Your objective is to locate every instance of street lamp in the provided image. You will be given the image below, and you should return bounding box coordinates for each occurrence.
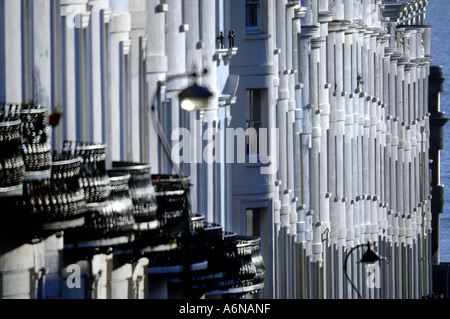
[179,82,214,112]
[150,68,214,183]
[343,242,381,299]
[150,68,213,299]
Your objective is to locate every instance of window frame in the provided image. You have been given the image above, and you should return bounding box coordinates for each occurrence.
[245,0,262,35]
[246,88,269,165]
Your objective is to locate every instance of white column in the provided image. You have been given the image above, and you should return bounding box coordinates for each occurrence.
[318,10,332,245]
[30,0,52,108]
[300,26,318,258]
[0,0,22,103]
[88,0,111,144]
[362,0,372,26]
[335,25,347,250]
[310,35,325,261]
[129,0,147,162]
[293,6,307,245]
[301,0,318,26]
[327,22,338,248]
[145,0,168,172]
[397,55,409,299]
[344,0,354,22]
[397,56,407,246]
[287,1,297,236]
[276,0,290,230]
[369,31,378,244]
[76,1,93,137]
[404,63,413,247]
[382,44,394,245]
[165,0,186,174]
[362,29,371,246]
[388,52,399,245]
[344,22,357,299]
[109,12,131,163]
[43,234,64,299]
[200,0,218,223]
[318,9,332,299]
[344,24,356,249]
[60,1,89,141]
[310,35,325,299]
[357,26,367,247]
[352,27,362,247]
[183,0,200,214]
[335,0,344,20]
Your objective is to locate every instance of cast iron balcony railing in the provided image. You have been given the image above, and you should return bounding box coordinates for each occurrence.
[0,104,25,192]
[20,104,52,174]
[111,161,158,229]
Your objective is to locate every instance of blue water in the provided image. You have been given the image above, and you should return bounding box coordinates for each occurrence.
[427,0,450,262]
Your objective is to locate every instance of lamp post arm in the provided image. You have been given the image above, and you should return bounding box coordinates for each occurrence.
[148,69,209,190]
[148,71,206,190]
[149,89,187,188]
[150,69,209,114]
[343,243,369,299]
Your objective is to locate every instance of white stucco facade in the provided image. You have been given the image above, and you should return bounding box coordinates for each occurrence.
[0,0,441,299]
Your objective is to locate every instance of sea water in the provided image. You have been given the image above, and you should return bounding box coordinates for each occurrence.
[427,0,450,262]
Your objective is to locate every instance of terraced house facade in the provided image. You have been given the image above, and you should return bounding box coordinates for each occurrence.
[0,0,445,299]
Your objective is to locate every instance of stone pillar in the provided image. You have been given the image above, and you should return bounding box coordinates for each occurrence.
[111,255,147,299]
[318,10,332,246]
[362,28,371,246]
[335,23,347,250]
[344,0,354,21]
[129,0,147,162]
[344,24,356,250]
[183,0,200,214]
[362,0,372,26]
[422,55,433,296]
[43,234,64,299]
[352,27,362,248]
[59,0,89,142]
[327,21,338,248]
[374,33,386,251]
[301,0,318,26]
[344,22,357,299]
[397,55,408,247]
[276,0,290,231]
[0,0,22,103]
[405,61,413,244]
[310,35,325,266]
[164,0,186,174]
[0,241,46,299]
[294,6,307,245]
[109,11,131,164]
[355,24,366,249]
[30,0,52,108]
[335,0,344,20]
[200,0,218,223]
[383,46,393,244]
[327,21,340,299]
[318,8,332,299]
[396,53,409,299]
[88,0,111,144]
[145,0,168,170]
[311,35,326,299]
[300,25,319,259]
[389,52,400,247]
[286,1,297,235]
[368,30,379,244]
